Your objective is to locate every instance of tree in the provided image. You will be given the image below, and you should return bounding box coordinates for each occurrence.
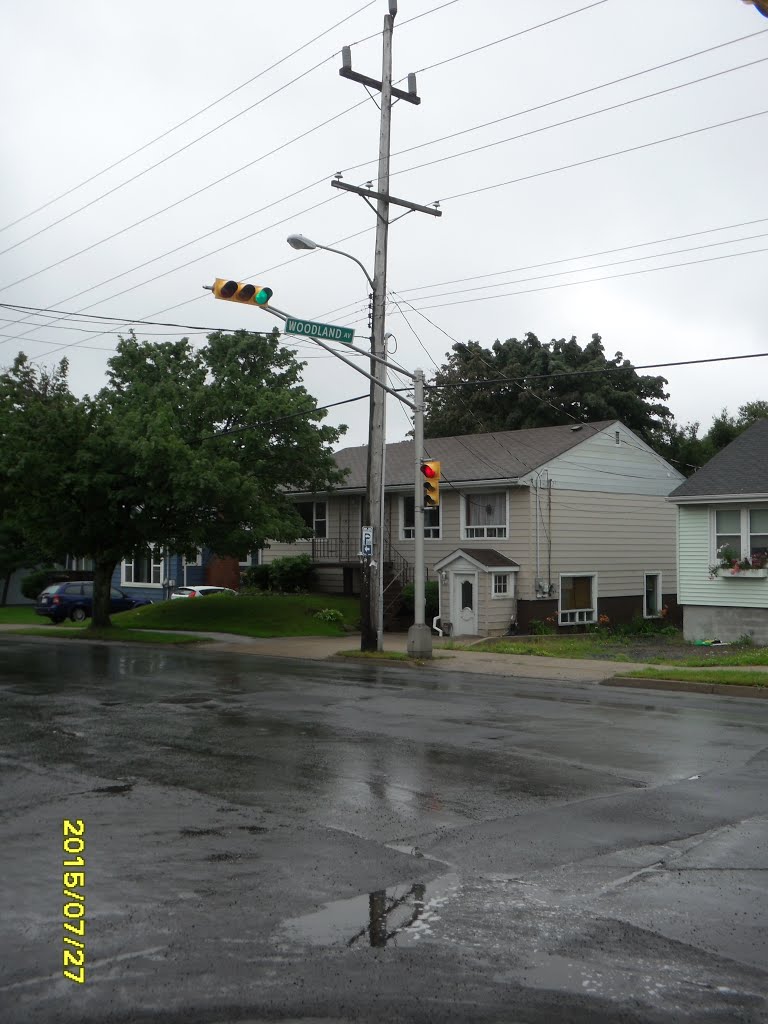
[423,333,673,445]
[0,330,345,627]
[657,401,768,475]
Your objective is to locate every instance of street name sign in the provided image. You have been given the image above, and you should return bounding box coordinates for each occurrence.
[285,317,355,346]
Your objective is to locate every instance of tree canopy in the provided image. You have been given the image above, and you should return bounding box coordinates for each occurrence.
[0,329,345,626]
[423,332,673,445]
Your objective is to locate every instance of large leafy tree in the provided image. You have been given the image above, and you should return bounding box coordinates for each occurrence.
[658,400,768,475]
[423,332,673,445]
[0,330,345,627]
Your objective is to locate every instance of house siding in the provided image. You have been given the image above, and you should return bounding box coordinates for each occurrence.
[547,489,678,602]
[678,505,768,609]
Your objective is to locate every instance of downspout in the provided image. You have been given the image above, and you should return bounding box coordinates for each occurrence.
[535,473,540,582]
[432,571,444,636]
[547,477,553,592]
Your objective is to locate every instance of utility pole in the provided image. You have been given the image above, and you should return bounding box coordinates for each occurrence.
[336,0,441,652]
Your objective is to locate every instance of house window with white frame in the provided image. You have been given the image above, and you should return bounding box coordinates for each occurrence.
[123,547,163,586]
[644,572,662,618]
[182,550,202,567]
[297,501,327,538]
[559,573,596,624]
[402,495,440,539]
[64,556,94,572]
[464,492,507,539]
[491,572,511,598]
[714,507,768,564]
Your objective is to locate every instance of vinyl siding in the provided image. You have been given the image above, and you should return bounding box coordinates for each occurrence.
[528,424,685,496]
[678,504,768,608]
[263,496,362,562]
[547,489,677,599]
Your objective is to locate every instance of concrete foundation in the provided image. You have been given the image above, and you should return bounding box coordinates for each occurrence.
[683,604,768,644]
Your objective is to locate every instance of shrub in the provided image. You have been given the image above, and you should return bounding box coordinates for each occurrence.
[239,556,315,593]
[313,608,344,624]
[21,566,64,601]
[240,564,272,591]
[399,580,439,622]
[529,618,556,635]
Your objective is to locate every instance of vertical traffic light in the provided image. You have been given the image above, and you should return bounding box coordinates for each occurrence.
[211,278,273,306]
[420,460,441,507]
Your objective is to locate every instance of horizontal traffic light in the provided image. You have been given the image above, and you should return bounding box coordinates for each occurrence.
[212,278,273,306]
[421,459,441,507]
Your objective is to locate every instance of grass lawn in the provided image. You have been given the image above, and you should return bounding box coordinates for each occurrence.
[116,593,360,637]
[439,635,640,660]
[0,607,44,625]
[618,668,768,688]
[7,627,206,645]
[336,649,445,664]
[648,648,768,667]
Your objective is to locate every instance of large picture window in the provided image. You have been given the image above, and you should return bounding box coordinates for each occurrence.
[559,573,596,625]
[402,496,440,539]
[297,501,327,538]
[464,492,507,539]
[123,547,163,586]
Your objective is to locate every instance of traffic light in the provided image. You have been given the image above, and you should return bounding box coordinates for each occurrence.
[742,0,768,17]
[211,278,273,306]
[421,460,441,507]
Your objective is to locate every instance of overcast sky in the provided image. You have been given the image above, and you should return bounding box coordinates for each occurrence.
[1,0,766,449]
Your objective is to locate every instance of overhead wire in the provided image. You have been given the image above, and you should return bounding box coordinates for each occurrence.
[0,0,378,237]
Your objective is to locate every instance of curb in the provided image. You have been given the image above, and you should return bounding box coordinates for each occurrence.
[603,677,768,699]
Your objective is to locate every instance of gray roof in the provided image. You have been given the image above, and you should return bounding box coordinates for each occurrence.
[453,548,520,568]
[328,421,617,492]
[669,419,768,500]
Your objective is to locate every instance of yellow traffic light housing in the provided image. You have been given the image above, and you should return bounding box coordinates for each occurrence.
[212,278,273,306]
[421,459,441,507]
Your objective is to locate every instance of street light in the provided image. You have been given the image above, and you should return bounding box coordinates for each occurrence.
[286,232,384,652]
[287,233,374,288]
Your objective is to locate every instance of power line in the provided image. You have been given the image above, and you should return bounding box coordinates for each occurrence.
[394,242,768,313]
[388,56,768,183]
[441,108,768,204]
[0,1,377,238]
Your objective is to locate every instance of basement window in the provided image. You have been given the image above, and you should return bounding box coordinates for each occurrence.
[559,573,596,625]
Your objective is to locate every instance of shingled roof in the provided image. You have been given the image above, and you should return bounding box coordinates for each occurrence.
[326,421,617,492]
[669,419,768,501]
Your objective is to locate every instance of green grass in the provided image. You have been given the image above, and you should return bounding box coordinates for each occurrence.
[115,593,360,637]
[0,606,47,625]
[7,627,207,645]
[618,668,768,688]
[648,648,768,667]
[336,649,445,664]
[438,635,633,659]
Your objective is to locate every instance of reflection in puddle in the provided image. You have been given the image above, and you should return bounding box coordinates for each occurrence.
[281,872,459,948]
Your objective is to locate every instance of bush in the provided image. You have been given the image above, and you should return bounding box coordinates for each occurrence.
[240,564,272,591]
[313,608,344,624]
[241,555,315,593]
[21,566,64,601]
[400,580,439,622]
[529,618,556,635]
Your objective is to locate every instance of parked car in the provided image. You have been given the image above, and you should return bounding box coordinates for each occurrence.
[35,582,152,624]
[170,586,238,600]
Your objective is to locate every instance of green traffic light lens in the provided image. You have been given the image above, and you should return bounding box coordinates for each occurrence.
[255,287,273,305]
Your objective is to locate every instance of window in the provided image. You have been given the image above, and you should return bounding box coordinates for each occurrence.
[559,573,596,625]
[464,492,507,539]
[712,507,768,564]
[644,572,662,618]
[492,573,511,598]
[461,579,474,610]
[239,552,254,567]
[715,509,742,560]
[123,547,163,586]
[297,501,327,538]
[402,496,440,539]
[64,556,94,572]
[182,550,202,567]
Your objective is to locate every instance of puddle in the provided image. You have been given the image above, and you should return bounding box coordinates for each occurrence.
[280,872,459,948]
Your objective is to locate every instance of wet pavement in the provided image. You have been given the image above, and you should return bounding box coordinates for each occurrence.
[1,636,767,1023]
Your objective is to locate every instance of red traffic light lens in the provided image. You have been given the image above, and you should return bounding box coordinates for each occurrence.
[220,280,238,298]
[420,463,437,478]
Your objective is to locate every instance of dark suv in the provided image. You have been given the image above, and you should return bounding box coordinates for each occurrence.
[35,582,152,624]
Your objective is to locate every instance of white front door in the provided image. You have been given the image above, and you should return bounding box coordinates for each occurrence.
[451,572,478,636]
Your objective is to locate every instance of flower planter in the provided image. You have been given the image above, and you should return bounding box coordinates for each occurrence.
[717,568,768,578]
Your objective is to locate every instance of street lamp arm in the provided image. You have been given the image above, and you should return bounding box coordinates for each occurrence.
[315,243,374,290]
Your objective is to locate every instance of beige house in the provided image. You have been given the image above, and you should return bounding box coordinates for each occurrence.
[263,420,685,636]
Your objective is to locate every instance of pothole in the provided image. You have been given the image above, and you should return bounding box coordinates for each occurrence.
[280,872,459,948]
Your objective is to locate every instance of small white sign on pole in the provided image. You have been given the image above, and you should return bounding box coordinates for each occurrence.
[361,526,374,557]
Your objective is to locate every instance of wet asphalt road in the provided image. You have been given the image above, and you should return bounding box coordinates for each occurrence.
[2,638,768,1024]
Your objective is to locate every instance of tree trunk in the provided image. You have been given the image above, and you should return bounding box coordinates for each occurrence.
[92,561,117,629]
[1,573,9,607]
